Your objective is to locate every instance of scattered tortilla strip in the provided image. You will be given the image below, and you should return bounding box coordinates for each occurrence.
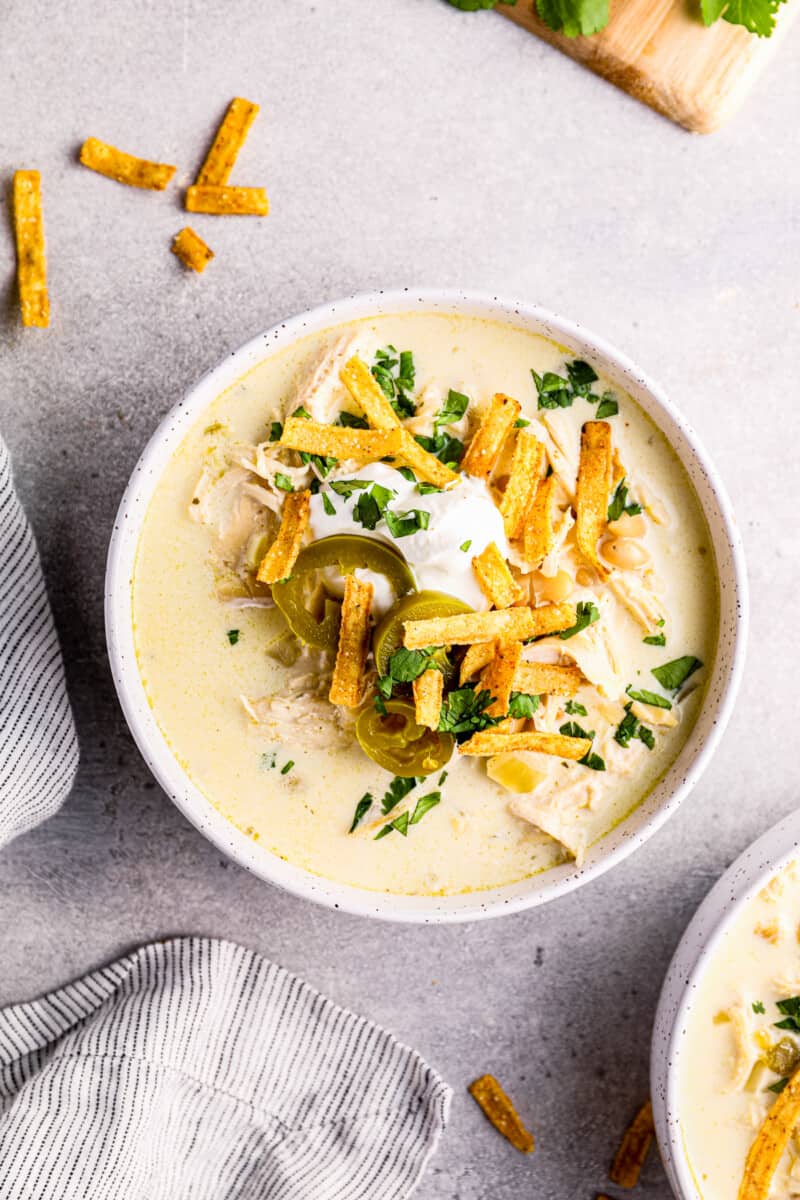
[329,575,373,707]
[171,226,214,273]
[609,1100,655,1189]
[279,417,401,462]
[403,603,576,650]
[459,729,591,759]
[185,185,269,215]
[737,1069,800,1200]
[196,96,260,186]
[468,1074,534,1154]
[340,356,400,430]
[256,490,310,585]
[459,642,496,684]
[395,429,460,489]
[523,475,556,567]
[513,662,585,697]
[461,393,521,480]
[482,641,523,717]
[575,421,612,580]
[79,137,176,189]
[413,668,443,729]
[499,430,545,539]
[12,171,49,328]
[472,542,519,609]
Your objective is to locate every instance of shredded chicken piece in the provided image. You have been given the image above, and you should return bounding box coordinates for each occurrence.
[608,571,665,635]
[511,776,602,866]
[554,597,625,700]
[722,1003,755,1093]
[404,382,444,436]
[288,333,368,424]
[540,411,578,499]
[240,693,355,749]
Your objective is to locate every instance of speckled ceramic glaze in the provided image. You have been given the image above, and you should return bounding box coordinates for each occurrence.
[105,290,748,923]
[651,811,800,1199]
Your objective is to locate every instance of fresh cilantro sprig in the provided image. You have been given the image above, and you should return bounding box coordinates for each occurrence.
[559,721,606,771]
[559,601,600,640]
[438,686,501,742]
[608,478,643,522]
[415,431,464,468]
[434,389,470,430]
[531,358,618,416]
[375,790,441,840]
[614,703,655,751]
[372,347,416,419]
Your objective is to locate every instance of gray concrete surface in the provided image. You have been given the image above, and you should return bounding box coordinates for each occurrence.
[1,1,799,1195]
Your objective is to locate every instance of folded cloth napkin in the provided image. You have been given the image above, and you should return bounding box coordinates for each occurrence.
[0,437,78,846]
[0,937,451,1199]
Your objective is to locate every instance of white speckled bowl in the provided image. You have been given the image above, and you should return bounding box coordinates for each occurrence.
[652,811,800,1199]
[105,289,747,923]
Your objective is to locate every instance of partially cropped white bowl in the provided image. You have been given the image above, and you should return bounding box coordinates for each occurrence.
[105,289,748,923]
[652,811,800,1199]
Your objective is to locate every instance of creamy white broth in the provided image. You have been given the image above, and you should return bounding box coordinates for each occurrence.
[133,311,717,896]
[680,864,800,1200]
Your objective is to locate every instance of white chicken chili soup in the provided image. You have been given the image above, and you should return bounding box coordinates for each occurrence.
[679,862,800,1200]
[133,312,717,896]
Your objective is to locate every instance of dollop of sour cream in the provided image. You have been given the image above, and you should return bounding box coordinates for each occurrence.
[308,463,508,617]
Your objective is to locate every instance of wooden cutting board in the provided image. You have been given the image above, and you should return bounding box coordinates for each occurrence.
[500,0,798,132]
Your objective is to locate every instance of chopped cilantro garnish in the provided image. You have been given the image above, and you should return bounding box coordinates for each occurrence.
[626,686,672,710]
[292,405,311,420]
[508,691,540,718]
[372,347,416,419]
[389,647,444,683]
[269,421,283,442]
[376,810,410,840]
[560,720,593,741]
[615,702,655,750]
[753,1000,766,1015]
[384,508,430,538]
[226,629,240,645]
[330,479,369,498]
[532,368,573,410]
[415,431,464,467]
[438,771,448,785]
[410,791,441,824]
[643,633,666,646]
[775,996,800,1032]
[595,393,619,419]
[558,601,600,640]
[565,700,587,716]
[349,794,373,833]
[608,478,643,522]
[768,1077,789,1094]
[274,473,294,493]
[438,686,501,741]
[338,411,369,429]
[353,491,382,530]
[565,359,598,394]
[397,466,417,482]
[380,775,420,815]
[652,656,702,692]
[459,540,472,552]
[434,389,470,429]
[514,417,531,428]
[322,492,336,517]
[417,481,441,495]
[280,760,294,775]
[580,751,606,771]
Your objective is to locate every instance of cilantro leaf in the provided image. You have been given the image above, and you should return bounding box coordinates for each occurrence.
[329,479,369,498]
[643,633,666,646]
[608,478,642,522]
[353,491,382,530]
[226,629,240,645]
[375,810,410,839]
[380,776,420,815]
[415,431,464,467]
[565,360,598,394]
[438,687,501,741]
[565,700,587,716]
[768,1077,789,1094]
[384,508,430,538]
[274,473,294,493]
[410,792,441,824]
[775,996,800,1032]
[560,721,594,741]
[753,1000,766,1015]
[387,646,444,683]
[532,368,573,410]
[701,0,786,35]
[558,601,600,640]
[372,347,417,419]
[322,492,336,516]
[535,0,609,36]
[595,392,619,419]
[560,721,605,770]
[337,411,370,429]
[626,686,672,710]
[349,793,373,833]
[652,656,702,692]
[508,691,540,719]
[269,421,283,442]
[434,389,470,429]
[446,0,516,8]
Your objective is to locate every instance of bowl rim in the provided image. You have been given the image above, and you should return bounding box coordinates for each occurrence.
[105,287,749,923]
[651,810,800,1199]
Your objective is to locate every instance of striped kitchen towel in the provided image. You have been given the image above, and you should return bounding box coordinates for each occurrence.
[0,436,78,847]
[0,937,451,1199]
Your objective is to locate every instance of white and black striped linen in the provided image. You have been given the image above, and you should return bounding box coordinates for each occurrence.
[0,937,451,1199]
[0,436,78,847]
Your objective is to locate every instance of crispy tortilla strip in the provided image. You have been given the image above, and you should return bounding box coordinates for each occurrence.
[472,542,519,609]
[513,662,585,698]
[256,490,310,585]
[404,603,576,650]
[340,355,400,430]
[499,430,545,539]
[482,641,522,717]
[459,642,496,684]
[79,137,176,189]
[468,1074,534,1154]
[459,729,591,759]
[171,226,214,273]
[609,1100,655,1189]
[737,1069,800,1200]
[461,393,521,480]
[12,171,49,328]
[196,96,260,186]
[329,575,373,707]
[395,429,460,489]
[523,475,556,567]
[575,421,612,580]
[279,417,401,462]
[413,668,443,729]
[185,185,269,215]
